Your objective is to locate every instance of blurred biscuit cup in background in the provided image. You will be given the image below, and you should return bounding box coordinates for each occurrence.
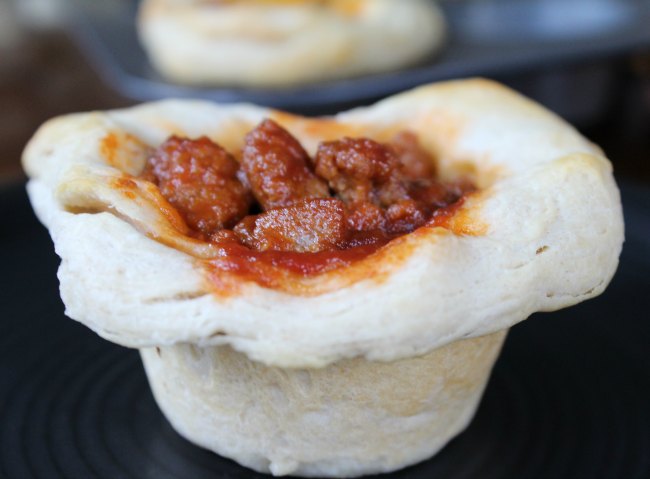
[137,0,446,86]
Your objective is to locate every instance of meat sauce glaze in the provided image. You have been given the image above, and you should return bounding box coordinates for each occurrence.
[141,119,474,283]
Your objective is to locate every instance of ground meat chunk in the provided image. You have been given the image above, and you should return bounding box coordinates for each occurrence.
[410,178,475,212]
[345,201,386,233]
[314,138,410,206]
[385,199,428,235]
[241,119,329,210]
[144,136,251,235]
[409,180,461,211]
[391,131,436,181]
[233,198,347,253]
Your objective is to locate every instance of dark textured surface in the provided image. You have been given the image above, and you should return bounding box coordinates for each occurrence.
[1,181,649,479]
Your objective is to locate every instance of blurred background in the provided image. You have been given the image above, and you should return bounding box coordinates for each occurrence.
[1,1,650,478]
[1,0,650,185]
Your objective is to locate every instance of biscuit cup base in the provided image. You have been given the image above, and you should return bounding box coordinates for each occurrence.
[140,330,507,477]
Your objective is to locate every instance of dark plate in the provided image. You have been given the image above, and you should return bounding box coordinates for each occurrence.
[1,180,649,479]
[65,0,650,113]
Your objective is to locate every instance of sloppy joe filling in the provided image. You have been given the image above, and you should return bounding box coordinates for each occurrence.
[141,119,474,282]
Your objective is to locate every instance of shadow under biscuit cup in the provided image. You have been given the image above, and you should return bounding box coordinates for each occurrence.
[22,80,623,477]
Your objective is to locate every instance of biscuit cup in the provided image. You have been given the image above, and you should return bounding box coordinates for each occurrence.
[23,80,623,477]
